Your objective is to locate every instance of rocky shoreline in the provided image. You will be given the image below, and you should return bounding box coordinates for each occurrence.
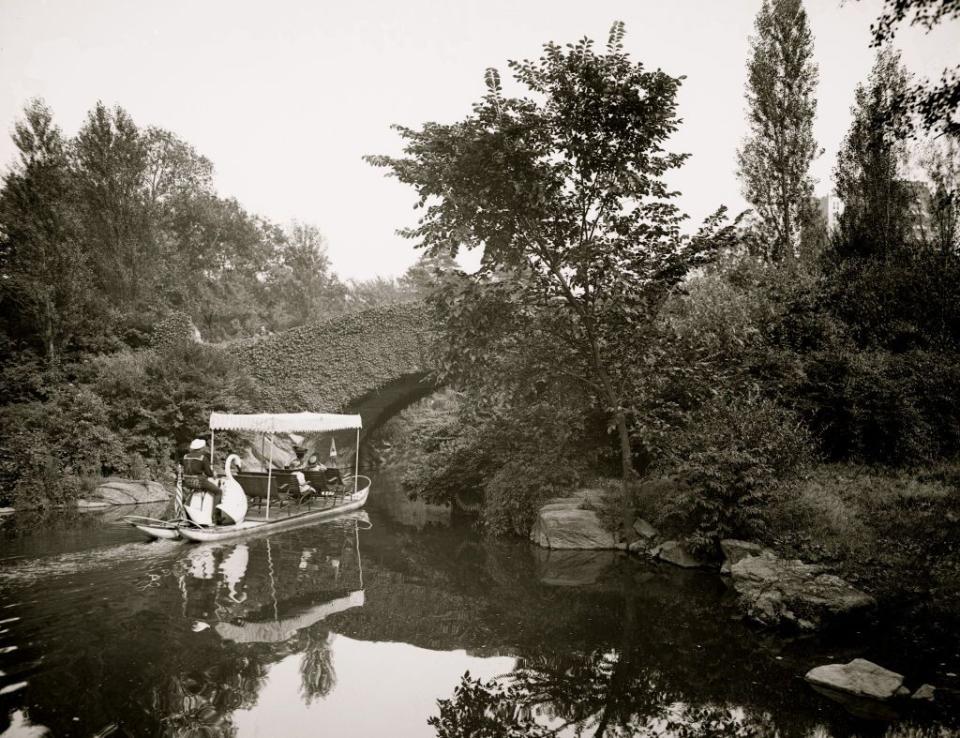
[528,488,952,714]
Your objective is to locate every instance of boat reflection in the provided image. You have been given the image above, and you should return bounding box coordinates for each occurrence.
[152,517,368,737]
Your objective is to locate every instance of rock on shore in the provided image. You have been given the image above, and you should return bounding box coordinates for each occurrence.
[720,539,771,574]
[529,490,618,550]
[655,540,710,568]
[730,555,875,630]
[85,478,170,506]
[805,659,905,700]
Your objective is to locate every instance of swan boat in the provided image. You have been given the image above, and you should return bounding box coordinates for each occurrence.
[126,411,370,542]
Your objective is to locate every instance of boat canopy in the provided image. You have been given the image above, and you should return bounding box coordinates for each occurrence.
[209,411,362,434]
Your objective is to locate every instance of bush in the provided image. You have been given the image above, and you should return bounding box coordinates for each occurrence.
[152,311,201,349]
[481,456,582,537]
[374,381,594,537]
[658,395,812,554]
[94,341,263,458]
[822,245,960,352]
[784,350,960,465]
[0,388,126,507]
[0,341,264,506]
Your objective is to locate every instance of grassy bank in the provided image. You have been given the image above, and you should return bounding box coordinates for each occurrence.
[765,463,960,621]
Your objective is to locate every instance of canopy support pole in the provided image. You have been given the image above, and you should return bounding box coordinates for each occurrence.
[266,433,274,520]
[210,429,216,471]
[354,428,359,495]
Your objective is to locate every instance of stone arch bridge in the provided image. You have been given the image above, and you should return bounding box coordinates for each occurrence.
[230,302,439,439]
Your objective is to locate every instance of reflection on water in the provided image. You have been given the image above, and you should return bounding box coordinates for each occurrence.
[0,476,958,738]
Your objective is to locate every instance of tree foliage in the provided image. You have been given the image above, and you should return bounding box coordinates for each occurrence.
[267,222,347,329]
[737,0,821,262]
[833,47,915,258]
[0,98,351,363]
[368,24,739,531]
[860,0,960,138]
[918,138,960,253]
[0,100,106,363]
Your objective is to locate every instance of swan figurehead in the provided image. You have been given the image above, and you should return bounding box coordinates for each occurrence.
[224,453,241,480]
[217,454,248,525]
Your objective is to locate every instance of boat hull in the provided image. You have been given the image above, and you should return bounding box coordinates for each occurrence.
[134,524,181,540]
[124,514,184,541]
[177,479,370,543]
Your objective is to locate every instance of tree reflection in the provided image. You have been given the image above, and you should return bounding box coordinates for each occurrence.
[300,631,337,704]
[430,670,787,738]
[152,655,268,737]
[430,576,785,738]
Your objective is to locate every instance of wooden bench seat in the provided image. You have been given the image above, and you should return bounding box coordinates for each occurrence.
[233,469,346,500]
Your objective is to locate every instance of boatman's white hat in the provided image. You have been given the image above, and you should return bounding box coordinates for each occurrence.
[189,438,206,450]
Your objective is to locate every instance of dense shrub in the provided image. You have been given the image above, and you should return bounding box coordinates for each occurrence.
[766,463,960,613]
[0,388,126,507]
[782,349,960,465]
[0,341,264,506]
[481,455,583,537]
[94,341,263,458]
[152,311,201,349]
[657,395,812,554]
[375,384,593,536]
[375,390,490,506]
[821,246,960,352]
[631,269,774,459]
[744,245,960,466]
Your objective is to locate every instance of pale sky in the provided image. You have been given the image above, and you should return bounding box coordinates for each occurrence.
[1,0,957,280]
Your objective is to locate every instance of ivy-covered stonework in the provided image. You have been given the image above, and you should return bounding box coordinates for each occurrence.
[231,302,436,412]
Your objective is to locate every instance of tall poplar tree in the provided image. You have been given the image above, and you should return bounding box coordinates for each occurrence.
[737,0,821,262]
[833,46,914,258]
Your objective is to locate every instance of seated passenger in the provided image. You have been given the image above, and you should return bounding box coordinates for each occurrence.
[292,470,315,499]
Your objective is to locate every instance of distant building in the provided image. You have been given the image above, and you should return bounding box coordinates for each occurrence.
[901,180,933,242]
[817,194,844,232]
[817,181,932,241]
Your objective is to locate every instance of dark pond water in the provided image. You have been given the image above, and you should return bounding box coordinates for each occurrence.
[1,473,959,737]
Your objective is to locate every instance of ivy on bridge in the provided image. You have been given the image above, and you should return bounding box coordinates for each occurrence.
[231,302,439,432]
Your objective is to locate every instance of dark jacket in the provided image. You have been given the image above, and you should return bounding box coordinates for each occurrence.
[183,450,214,478]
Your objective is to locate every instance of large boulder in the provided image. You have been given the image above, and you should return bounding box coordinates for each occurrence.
[656,540,710,569]
[805,659,905,701]
[87,478,170,506]
[730,555,875,630]
[530,491,617,550]
[719,539,772,575]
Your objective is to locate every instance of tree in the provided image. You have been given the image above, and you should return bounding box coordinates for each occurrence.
[344,276,410,309]
[267,221,346,327]
[0,99,105,363]
[398,251,459,298]
[833,47,915,257]
[860,0,960,138]
[918,137,960,253]
[737,0,821,262]
[367,23,737,532]
[72,102,152,310]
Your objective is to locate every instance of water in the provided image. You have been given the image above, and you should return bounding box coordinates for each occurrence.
[1,476,958,737]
